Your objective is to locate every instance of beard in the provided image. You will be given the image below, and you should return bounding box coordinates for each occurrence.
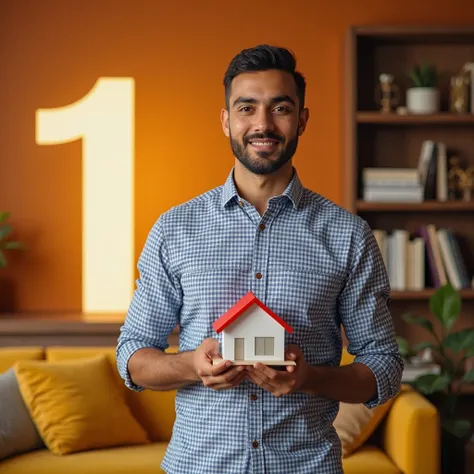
[230,130,299,176]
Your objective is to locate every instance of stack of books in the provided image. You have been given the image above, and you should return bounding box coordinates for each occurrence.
[362,140,447,203]
[362,167,423,202]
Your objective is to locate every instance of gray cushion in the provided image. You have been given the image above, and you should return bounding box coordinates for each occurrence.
[0,367,44,460]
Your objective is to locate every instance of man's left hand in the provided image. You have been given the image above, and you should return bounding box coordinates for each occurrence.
[245,344,309,397]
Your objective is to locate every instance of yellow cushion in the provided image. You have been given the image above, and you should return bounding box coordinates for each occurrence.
[45,346,178,442]
[0,443,168,474]
[334,397,394,457]
[335,346,393,457]
[0,347,44,372]
[14,354,150,455]
[343,445,401,474]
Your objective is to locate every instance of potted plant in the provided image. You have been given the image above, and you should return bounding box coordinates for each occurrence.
[397,283,474,473]
[0,211,23,268]
[406,63,439,114]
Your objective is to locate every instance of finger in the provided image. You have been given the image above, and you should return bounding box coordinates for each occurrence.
[253,363,279,381]
[208,360,235,376]
[204,365,245,386]
[246,371,276,393]
[208,372,247,390]
[201,337,221,356]
[205,367,247,390]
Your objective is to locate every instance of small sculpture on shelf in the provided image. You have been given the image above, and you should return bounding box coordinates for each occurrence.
[458,166,474,201]
[447,157,464,200]
[375,73,400,113]
[450,74,470,114]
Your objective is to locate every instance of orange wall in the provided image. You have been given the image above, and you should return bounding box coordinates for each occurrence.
[1,0,474,312]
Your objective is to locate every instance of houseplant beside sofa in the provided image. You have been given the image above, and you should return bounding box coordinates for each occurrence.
[0,345,440,474]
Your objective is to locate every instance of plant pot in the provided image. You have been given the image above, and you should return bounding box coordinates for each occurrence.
[406,87,439,114]
[441,428,467,474]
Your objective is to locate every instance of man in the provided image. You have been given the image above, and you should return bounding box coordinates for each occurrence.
[116,44,403,474]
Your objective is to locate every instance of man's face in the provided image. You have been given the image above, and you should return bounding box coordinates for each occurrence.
[221,69,308,175]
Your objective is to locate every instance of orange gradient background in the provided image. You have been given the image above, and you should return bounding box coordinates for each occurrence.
[1,0,474,312]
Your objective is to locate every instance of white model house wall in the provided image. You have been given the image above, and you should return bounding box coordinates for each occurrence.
[221,304,285,362]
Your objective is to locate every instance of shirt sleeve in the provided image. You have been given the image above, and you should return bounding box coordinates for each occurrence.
[116,214,182,392]
[338,219,404,408]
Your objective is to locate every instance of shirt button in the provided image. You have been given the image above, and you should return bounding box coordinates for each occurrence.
[239,200,244,206]
[258,223,265,231]
[250,394,258,401]
[255,272,262,280]
[252,440,259,448]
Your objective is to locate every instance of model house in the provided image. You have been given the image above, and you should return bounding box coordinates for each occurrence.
[212,291,295,365]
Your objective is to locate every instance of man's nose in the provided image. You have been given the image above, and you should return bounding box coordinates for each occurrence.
[252,109,275,133]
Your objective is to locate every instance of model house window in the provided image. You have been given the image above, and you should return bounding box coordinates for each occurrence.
[234,338,245,360]
[255,337,274,356]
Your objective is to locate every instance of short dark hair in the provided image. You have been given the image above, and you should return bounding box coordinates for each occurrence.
[223,44,306,110]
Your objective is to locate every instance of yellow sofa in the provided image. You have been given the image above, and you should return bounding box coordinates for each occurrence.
[0,346,440,474]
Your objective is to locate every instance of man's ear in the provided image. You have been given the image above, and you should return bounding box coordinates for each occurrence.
[298,107,310,136]
[220,109,230,137]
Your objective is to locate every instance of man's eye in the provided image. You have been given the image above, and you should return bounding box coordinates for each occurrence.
[239,106,252,112]
[274,106,289,113]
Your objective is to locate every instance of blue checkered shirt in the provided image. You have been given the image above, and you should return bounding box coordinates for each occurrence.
[117,167,403,474]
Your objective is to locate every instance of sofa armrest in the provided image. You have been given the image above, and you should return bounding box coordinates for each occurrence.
[382,385,440,474]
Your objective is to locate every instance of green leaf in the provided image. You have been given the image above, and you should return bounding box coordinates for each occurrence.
[413,341,437,353]
[414,373,451,394]
[402,313,434,334]
[462,369,474,383]
[0,224,13,241]
[0,250,6,268]
[443,418,471,438]
[0,212,10,223]
[430,283,460,330]
[444,329,474,354]
[3,241,23,250]
[396,337,410,357]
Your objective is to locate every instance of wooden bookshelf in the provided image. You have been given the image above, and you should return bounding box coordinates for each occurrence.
[357,112,474,124]
[343,25,474,348]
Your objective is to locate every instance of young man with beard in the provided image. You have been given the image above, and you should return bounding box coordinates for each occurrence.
[117,44,403,474]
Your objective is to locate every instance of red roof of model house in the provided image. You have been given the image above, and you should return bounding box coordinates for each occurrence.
[212,291,293,333]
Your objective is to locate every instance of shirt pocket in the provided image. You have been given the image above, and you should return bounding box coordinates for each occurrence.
[265,265,346,354]
[178,266,251,347]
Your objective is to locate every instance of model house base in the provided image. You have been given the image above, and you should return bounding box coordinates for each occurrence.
[211,357,296,366]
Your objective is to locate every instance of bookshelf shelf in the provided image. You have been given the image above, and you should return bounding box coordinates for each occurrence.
[344,25,474,348]
[391,289,474,300]
[357,112,474,125]
[356,200,474,212]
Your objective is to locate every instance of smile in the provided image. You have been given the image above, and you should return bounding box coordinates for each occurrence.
[248,140,279,151]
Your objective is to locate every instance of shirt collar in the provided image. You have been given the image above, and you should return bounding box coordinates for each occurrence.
[221,166,304,210]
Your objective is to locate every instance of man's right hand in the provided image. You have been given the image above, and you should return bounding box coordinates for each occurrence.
[193,338,246,390]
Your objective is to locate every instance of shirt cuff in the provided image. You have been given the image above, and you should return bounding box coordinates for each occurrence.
[355,354,403,408]
[116,340,161,392]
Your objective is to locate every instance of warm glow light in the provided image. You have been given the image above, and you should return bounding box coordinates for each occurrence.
[36,78,135,313]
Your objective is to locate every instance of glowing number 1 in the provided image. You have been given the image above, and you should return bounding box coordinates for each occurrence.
[36,78,135,313]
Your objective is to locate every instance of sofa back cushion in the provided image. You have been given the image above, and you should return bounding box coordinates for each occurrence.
[46,346,176,442]
[0,348,44,373]
[14,354,150,455]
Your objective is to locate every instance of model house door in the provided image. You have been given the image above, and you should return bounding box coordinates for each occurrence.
[234,338,245,360]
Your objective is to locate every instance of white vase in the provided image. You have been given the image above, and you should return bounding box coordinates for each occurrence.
[406,87,439,114]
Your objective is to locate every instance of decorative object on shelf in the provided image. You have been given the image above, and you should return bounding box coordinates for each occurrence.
[0,212,23,268]
[458,166,474,201]
[460,62,474,114]
[395,106,408,115]
[398,282,474,440]
[406,64,439,114]
[450,74,470,114]
[375,73,400,113]
[447,157,464,200]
